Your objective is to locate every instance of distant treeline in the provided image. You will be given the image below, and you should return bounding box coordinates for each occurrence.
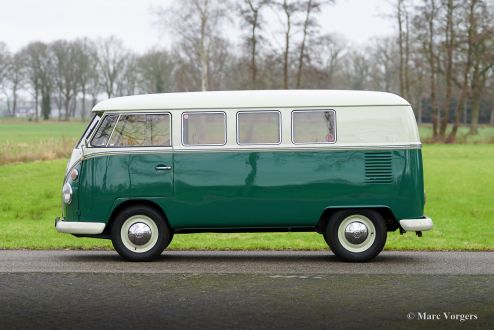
[0,0,493,142]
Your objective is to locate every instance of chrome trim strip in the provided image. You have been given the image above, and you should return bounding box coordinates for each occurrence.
[95,104,411,112]
[81,143,422,160]
[171,144,422,153]
[399,217,433,231]
[83,148,173,160]
[56,221,106,235]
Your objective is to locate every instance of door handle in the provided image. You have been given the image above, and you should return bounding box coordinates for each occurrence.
[155,165,172,171]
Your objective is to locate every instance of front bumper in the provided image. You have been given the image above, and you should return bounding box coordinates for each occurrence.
[55,217,106,235]
[399,217,433,232]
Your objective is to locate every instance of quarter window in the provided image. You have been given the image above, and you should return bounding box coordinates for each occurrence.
[237,111,281,144]
[108,114,171,147]
[182,112,226,146]
[90,114,118,147]
[292,110,336,144]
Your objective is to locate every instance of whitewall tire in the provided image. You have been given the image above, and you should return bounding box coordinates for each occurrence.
[324,209,387,262]
[111,205,172,261]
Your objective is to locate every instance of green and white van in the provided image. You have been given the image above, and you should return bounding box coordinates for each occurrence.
[55,90,433,262]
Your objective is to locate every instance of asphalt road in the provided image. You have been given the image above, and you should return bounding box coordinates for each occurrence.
[0,250,493,274]
[0,250,493,329]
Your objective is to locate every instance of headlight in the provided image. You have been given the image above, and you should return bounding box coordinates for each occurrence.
[62,183,72,204]
[70,168,79,181]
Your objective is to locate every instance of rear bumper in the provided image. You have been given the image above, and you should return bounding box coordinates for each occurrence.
[55,217,106,235]
[399,217,433,232]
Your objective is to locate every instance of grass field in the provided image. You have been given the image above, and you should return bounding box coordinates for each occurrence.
[0,142,492,250]
[0,119,86,164]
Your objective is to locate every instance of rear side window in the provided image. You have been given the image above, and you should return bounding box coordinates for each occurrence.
[182,112,226,146]
[108,114,171,147]
[90,114,118,147]
[237,111,281,145]
[292,110,336,144]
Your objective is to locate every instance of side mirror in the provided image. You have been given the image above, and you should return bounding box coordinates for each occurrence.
[84,138,89,148]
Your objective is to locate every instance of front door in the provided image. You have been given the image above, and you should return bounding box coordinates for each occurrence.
[128,152,174,198]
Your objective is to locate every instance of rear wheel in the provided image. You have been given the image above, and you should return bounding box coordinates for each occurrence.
[111,205,172,261]
[324,209,387,262]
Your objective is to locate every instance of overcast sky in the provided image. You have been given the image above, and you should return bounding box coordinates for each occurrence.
[0,0,394,53]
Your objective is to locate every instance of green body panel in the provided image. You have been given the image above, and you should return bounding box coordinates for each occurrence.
[69,148,425,229]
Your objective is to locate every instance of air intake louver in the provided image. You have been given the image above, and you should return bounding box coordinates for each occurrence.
[365,152,393,184]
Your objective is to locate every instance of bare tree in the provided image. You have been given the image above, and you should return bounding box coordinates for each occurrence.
[345,50,371,90]
[369,37,399,92]
[157,0,230,91]
[97,36,130,98]
[439,0,457,139]
[137,49,174,93]
[414,0,440,138]
[51,40,80,120]
[74,38,97,119]
[0,43,11,113]
[467,0,494,134]
[20,42,53,120]
[312,34,346,88]
[275,0,300,89]
[117,54,138,96]
[238,0,271,88]
[394,0,411,99]
[4,53,24,116]
[295,0,334,88]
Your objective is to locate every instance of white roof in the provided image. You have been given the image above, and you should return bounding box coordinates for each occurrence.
[92,90,410,112]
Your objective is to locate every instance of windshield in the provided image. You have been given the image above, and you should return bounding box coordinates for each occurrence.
[76,115,101,149]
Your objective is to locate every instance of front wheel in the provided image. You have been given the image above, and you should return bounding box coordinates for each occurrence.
[111,205,172,261]
[324,209,387,262]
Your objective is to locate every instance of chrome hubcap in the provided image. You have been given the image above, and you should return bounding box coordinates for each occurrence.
[344,221,368,244]
[128,222,152,245]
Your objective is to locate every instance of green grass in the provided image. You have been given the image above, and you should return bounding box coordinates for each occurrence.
[0,144,493,250]
[0,119,87,164]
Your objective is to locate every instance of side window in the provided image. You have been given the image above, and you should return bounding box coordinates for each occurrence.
[237,111,281,144]
[108,114,171,147]
[182,112,226,146]
[292,110,336,144]
[90,114,118,147]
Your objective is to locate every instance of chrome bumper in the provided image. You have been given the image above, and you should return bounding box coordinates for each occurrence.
[399,217,433,232]
[55,217,106,235]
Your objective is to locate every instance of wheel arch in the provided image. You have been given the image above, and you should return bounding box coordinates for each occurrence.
[316,206,399,233]
[103,199,171,236]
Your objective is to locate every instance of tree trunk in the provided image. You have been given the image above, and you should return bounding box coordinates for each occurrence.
[283,1,291,90]
[404,6,410,100]
[34,88,39,121]
[296,0,312,89]
[251,11,258,89]
[446,97,467,144]
[397,0,405,96]
[12,85,17,116]
[64,96,71,121]
[440,0,455,140]
[448,1,475,142]
[199,8,208,92]
[427,1,438,139]
[91,94,98,108]
[469,92,480,134]
[81,87,87,120]
[490,109,494,126]
[41,91,51,120]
